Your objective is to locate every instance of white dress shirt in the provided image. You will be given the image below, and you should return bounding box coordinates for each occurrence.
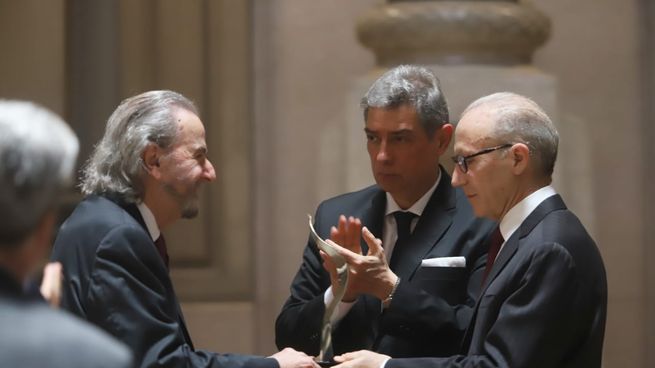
[136,202,160,242]
[497,185,557,255]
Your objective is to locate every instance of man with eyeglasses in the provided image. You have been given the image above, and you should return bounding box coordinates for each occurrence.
[331,92,607,368]
[276,65,495,360]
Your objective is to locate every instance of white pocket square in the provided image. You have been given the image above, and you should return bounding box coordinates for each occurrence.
[421,256,466,268]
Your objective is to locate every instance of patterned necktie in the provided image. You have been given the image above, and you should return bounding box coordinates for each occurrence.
[389,211,416,271]
[154,235,170,269]
[481,226,504,285]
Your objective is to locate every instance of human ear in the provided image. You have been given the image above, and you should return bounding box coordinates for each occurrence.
[510,143,530,175]
[434,124,453,155]
[142,144,162,178]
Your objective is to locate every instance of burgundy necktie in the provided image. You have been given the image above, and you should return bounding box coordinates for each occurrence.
[154,235,170,268]
[481,227,504,285]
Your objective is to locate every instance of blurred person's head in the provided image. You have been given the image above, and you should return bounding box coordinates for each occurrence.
[0,100,78,282]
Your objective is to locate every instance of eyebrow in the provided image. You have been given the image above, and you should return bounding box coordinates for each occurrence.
[192,145,208,155]
[364,128,413,135]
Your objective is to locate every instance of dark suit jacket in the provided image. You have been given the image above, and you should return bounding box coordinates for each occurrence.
[51,195,278,368]
[387,195,607,368]
[275,171,495,358]
[0,266,133,368]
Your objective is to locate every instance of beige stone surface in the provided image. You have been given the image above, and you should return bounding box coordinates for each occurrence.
[357,1,550,65]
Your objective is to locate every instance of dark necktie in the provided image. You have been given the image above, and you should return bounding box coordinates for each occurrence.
[389,211,416,271]
[154,235,170,268]
[481,226,504,285]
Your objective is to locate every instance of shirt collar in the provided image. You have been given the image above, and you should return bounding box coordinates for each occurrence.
[499,185,557,241]
[136,202,160,241]
[385,167,441,217]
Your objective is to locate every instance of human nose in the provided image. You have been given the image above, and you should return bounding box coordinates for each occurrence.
[203,159,216,182]
[376,140,390,163]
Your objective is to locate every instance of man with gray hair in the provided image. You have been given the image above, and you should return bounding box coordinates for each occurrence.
[0,100,132,368]
[276,65,494,359]
[52,90,318,368]
[332,92,607,368]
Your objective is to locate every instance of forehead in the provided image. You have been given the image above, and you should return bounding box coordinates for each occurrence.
[454,108,494,148]
[365,105,421,131]
[173,108,206,145]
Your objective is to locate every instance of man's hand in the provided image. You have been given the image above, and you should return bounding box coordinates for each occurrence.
[270,347,320,368]
[40,262,63,308]
[320,215,362,302]
[326,227,398,302]
[333,350,391,368]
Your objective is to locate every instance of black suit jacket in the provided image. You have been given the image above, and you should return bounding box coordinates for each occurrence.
[51,195,278,368]
[0,267,133,368]
[275,171,495,358]
[387,195,607,368]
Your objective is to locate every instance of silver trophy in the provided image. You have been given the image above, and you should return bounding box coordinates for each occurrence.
[308,215,349,367]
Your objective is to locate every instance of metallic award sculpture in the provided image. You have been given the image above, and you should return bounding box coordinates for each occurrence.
[308,215,349,367]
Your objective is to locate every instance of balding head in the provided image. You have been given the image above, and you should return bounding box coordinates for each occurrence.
[461,92,559,181]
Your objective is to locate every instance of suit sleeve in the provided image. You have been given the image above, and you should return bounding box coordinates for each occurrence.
[386,243,585,368]
[87,225,278,368]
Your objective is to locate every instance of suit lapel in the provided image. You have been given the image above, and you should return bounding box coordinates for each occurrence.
[108,195,196,349]
[394,170,455,280]
[481,195,567,291]
[462,194,567,351]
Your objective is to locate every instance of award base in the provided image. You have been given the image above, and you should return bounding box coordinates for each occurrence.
[316,360,338,367]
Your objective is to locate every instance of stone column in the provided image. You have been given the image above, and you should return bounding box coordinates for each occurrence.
[333,0,595,232]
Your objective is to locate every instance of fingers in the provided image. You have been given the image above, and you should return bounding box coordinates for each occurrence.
[330,215,346,245]
[362,227,384,256]
[331,215,363,253]
[40,262,63,308]
[325,239,360,262]
[270,347,320,368]
[320,251,338,279]
[332,351,363,366]
[345,217,362,251]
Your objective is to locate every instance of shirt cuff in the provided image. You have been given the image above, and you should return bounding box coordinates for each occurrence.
[323,286,356,323]
[380,357,391,368]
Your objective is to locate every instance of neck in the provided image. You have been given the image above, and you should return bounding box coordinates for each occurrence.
[142,193,177,230]
[393,170,440,210]
[497,180,549,221]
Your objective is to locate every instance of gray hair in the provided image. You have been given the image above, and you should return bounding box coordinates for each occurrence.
[463,92,559,178]
[81,90,197,203]
[0,100,79,247]
[361,65,449,136]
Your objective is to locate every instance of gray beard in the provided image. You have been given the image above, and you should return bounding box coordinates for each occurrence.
[162,182,199,219]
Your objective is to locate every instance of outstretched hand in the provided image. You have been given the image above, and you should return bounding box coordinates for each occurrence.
[332,350,390,368]
[270,347,320,368]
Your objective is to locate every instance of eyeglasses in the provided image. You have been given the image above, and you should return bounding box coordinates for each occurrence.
[451,143,514,173]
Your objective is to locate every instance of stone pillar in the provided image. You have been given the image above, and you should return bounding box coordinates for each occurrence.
[335,0,595,233]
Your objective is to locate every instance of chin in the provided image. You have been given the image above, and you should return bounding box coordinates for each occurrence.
[181,207,199,219]
[180,198,200,219]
